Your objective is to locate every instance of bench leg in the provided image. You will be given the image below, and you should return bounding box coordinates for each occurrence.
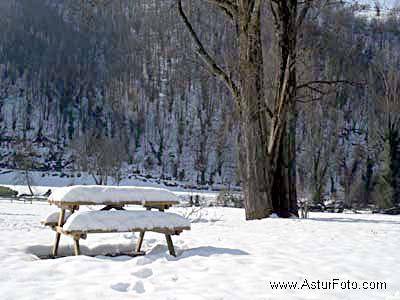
[52,208,66,257]
[135,206,152,253]
[73,237,81,256]
[135,231,145,252]
[52,232,61,257]
[165,234,176,257]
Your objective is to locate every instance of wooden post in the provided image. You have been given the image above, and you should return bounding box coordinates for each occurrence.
[135,231,145,252]
[52,208,65,257]
[157,206,176,256]
[73,236,81,256]
[135,206,151,253]
[165,234,176,257]
[305,202,309,219]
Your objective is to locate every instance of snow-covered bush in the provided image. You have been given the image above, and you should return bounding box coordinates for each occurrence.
[216,190,243,208]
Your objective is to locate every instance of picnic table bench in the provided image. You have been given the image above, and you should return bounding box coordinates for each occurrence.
[42,185,190,257]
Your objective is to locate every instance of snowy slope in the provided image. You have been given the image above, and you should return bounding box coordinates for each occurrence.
[0,201,399,300]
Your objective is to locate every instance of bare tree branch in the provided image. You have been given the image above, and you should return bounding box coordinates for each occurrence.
[250,105,274,119]
[301,84,327,94]
[296,79,363,90]
[296,95,326,103]
[177,0,240,100]
[250,0,262,28]
[206,0,239,20]
[297,0,313,28]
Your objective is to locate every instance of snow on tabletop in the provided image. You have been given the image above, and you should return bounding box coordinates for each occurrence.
[42,211,72,224]
[62,210,190,232]
[48,185,180,204]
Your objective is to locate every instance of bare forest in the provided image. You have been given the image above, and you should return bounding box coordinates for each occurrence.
[0,0,400,217]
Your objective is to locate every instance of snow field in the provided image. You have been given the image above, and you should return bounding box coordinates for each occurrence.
[0,201,399,299]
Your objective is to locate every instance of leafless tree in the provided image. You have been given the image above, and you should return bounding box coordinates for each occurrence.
[176,0,323,218]
[71,131,127,185]
[13,142,37,195]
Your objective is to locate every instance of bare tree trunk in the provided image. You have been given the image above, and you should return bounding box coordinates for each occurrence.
[271,129,298,217]
[237,5,274,219]
[25,169,34,196]
[178,0,304,219]
[268,0,300,217]
[287,106,298,215]
[237,5,298,218]
[91,173,101,185]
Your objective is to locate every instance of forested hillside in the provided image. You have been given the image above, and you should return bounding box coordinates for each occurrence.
[0,0,399,208]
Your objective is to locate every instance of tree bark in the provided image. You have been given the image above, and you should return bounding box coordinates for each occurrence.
[237,4,298,219]
[178,0,302,219]
[237,4,274,219]
[268,0,299,217]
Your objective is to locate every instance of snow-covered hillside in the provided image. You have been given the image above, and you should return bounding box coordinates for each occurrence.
[2,0,400,207]
[0,201,399,300]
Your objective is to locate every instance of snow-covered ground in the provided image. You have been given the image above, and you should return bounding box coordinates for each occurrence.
[0,200,399,300]
[0,169,221,203]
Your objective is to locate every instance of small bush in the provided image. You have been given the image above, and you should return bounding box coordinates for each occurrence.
[0,186,18,197]
[216,190,244,208]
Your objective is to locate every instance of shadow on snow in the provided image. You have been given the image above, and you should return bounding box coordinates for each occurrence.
[25,243,249,260]
[308,216,400,225]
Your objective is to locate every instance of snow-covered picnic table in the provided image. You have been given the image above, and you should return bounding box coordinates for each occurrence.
[42,185,190,257]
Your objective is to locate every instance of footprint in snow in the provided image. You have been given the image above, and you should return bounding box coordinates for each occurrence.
[131,281,145,294]
[147,244,168,255]
[146,238,157,244]
[111,282,130,292]
[171,275,178,282]
[123,233,136,239]
[132,268,153,279]
[136,257,152,266]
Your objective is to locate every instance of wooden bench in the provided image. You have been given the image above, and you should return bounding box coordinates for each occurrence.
[43,210,190,256]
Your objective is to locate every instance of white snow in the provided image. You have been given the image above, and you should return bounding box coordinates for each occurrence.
[62,210,191,232]
[48,185,180,204]
[0,169,221,204]
[1,184,53,197]
[42,211,72,225]
[0,201,399,299]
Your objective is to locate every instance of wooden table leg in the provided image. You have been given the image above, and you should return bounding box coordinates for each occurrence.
[135,231,145,252]
[52,208,65,257]
[165,234,176,257]
[156,206,176,256]
[73,236,81,256]
[135,206,152,253]
[52,233,61,258]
